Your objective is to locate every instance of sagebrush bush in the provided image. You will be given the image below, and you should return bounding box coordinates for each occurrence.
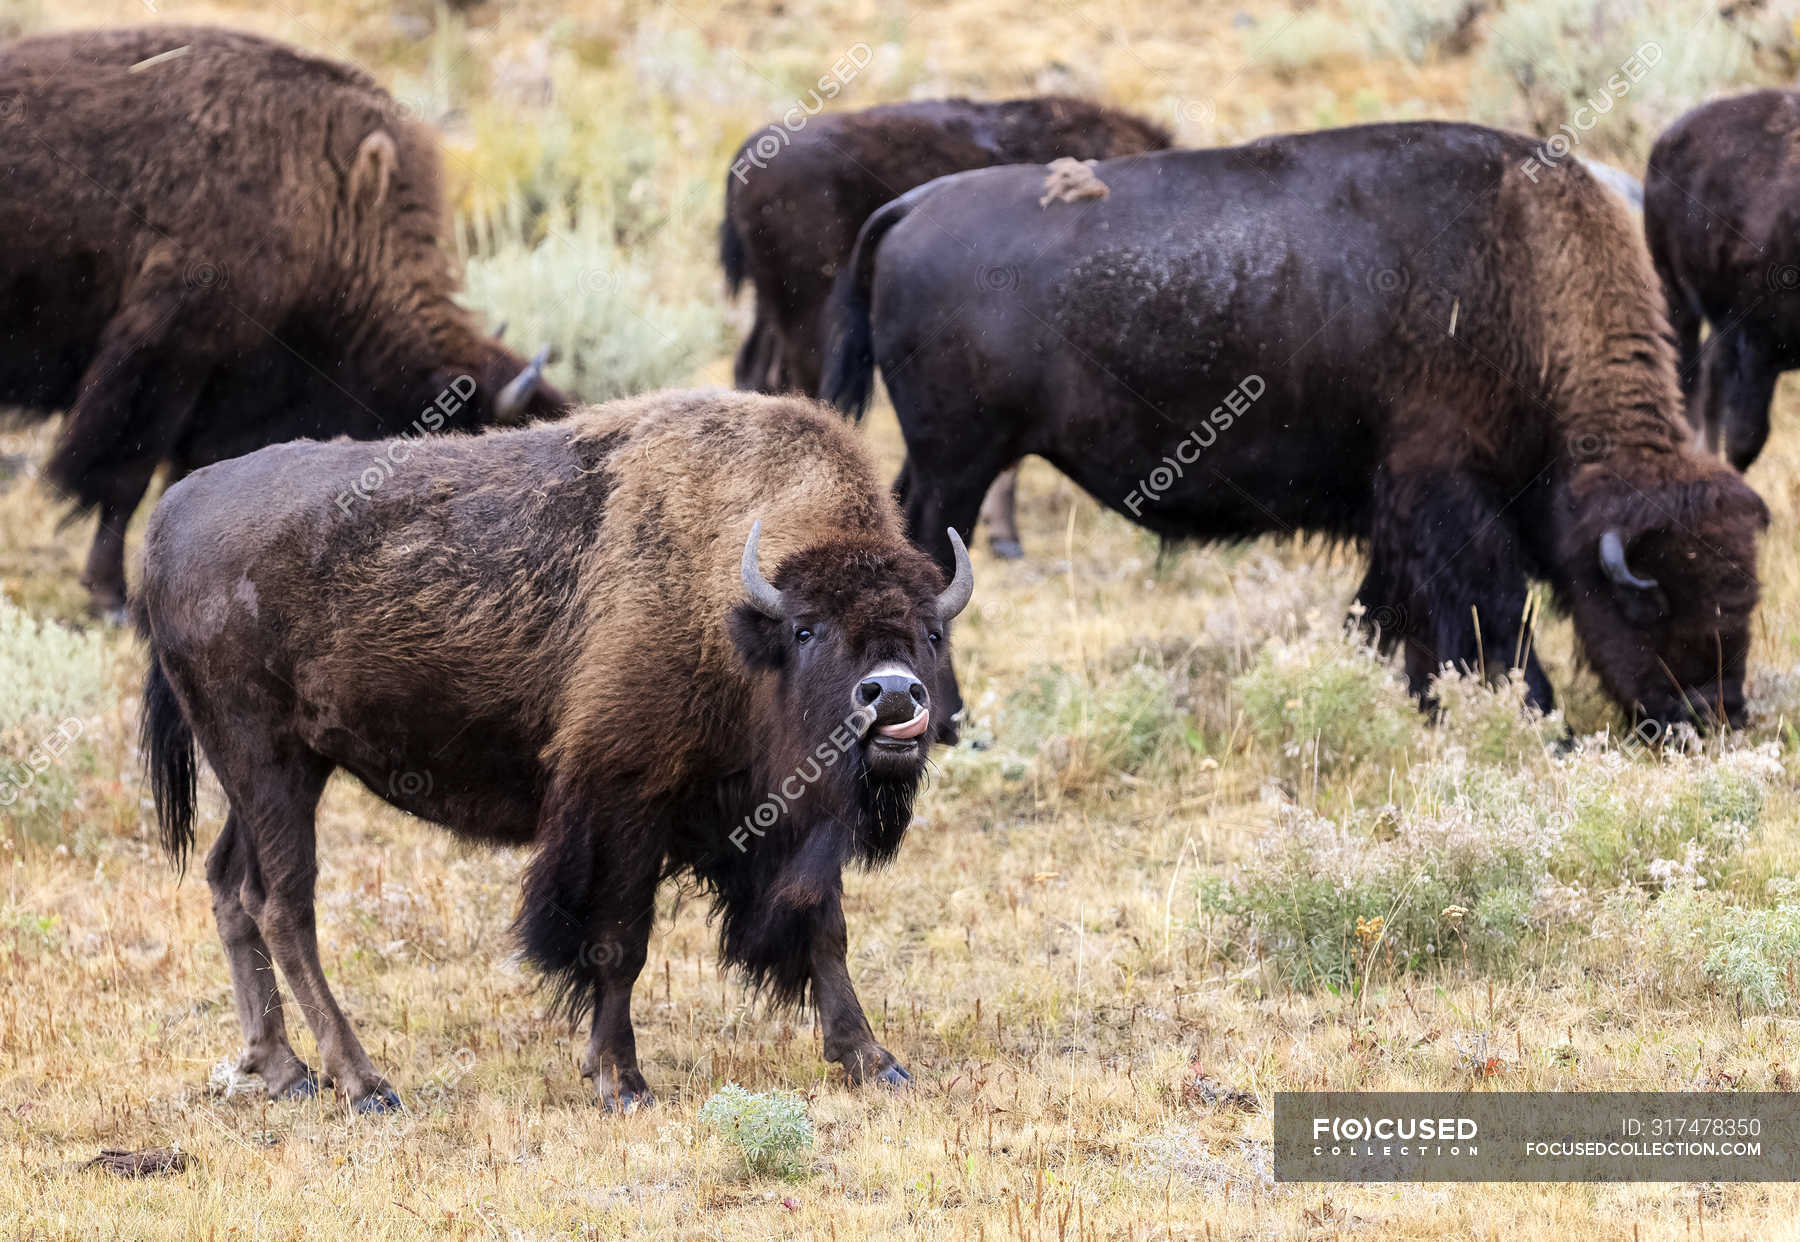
[457,197,728,403]
[1008,662,1193,790]
[1234,629,1416,780]
[0,596,110,838]
[1555,745,1777,892]
[1479,0,1783,161]
[1206,750,1558,989]
[1429,669,1564,768]
[1639,878,1800,1011]
[698,1083,814,1176]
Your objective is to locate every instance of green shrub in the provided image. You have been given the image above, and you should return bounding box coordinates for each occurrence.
[457,198,727,403]
[1555,746,1776,892]
[1204,770,1555,990]
[1642,878,1800,1012]
[1234,630,1415,779]
[0,596,110,839]
[1430,669,1564,768]
[698,1083,815,1176]
[1008,662,1192,785]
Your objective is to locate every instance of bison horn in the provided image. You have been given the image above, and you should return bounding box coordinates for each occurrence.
[936,528,974,619]
[740,520,786,619]
[1599,529,1657,590]
[495,345,550,421]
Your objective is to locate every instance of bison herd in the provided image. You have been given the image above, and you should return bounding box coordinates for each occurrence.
[0,22,1788,1110]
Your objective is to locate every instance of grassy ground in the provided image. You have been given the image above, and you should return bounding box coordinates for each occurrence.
[9,1,1800,1239]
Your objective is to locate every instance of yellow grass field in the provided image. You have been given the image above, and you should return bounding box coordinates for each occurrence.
[8,1,1800,1238]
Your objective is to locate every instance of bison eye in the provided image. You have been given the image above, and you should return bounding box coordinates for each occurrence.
[927,629,942,645]
[795,627,813,645]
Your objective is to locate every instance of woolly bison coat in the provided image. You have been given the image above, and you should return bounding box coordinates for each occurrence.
[721,96,1171,397]
[137,391,970,1110]
[824,121,1768,729]
[1646,90,1800,471]
[0,26,565,614]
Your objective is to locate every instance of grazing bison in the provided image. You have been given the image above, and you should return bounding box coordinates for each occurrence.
[1646,91,1800,471]
[138,390,971,1111]
[0,25,564,616]
[722,95,1170,557]
[824,121,1768,729]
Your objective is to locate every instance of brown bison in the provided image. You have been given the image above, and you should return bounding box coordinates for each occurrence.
[722,95,1170,556]
[1645,90,1800,471]
[0,25,565,617]
[138,390,972,1111]
[823,121,1768,729]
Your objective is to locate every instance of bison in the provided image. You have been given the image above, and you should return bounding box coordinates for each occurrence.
[823,121,1768,729]
[0,25,565,617]
[1645,90,1800,471]
[721,95,1170,557]
[138,389,971,1111]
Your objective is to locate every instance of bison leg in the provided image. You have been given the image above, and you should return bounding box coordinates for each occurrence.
[812,891,909,1087]
[733,310,781,393]
[1702,331,1782,472]
[1359,472,1553,715]
[979,464,1025,560]
[229,754,402,1113]
[52,295,212,616]
[206,813,317,1099]
[578,896,656,1113]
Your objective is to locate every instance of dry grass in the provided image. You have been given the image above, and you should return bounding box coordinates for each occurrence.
[8,1,1800,1239]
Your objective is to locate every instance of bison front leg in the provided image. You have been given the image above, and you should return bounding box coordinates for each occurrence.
[811,892,910,1088]
[979,464,1025,560]
[578,904,656,1113]
[1360,471,1553,715]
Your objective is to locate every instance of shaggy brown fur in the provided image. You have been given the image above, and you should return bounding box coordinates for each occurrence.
[822,121,1767,728]
[1645,90,1800,469]
[137,390,967,1111]
[0,25,567,614]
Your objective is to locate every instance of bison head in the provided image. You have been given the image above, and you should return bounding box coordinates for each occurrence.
[1560,464,1768,730]
[729,521,971,791]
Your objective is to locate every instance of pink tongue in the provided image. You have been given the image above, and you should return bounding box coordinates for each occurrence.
[877,710,930,741]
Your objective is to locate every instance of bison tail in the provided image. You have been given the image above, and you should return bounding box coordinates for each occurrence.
[821,188,926,421]
[141,650,198,873]
[719,212,748,298]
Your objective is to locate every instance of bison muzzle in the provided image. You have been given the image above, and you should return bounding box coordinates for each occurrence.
[137,390,971,1111]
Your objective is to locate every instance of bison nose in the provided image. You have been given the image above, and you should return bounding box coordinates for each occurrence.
[855,671,928,725]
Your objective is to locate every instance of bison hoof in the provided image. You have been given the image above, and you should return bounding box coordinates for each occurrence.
[275,1072,320,1101]
[602,1086,654,1115]
[876,1063,914,1089]
[988,538,1025,560]
[353,1086,404,1115]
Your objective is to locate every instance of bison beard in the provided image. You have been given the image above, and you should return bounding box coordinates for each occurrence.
[822,120,1768,729]
[0,26,566,617]
[138,390,969,1110]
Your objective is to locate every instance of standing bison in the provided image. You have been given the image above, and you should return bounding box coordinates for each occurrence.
[722,95,1170,557]
[0,25,565,616]
[824,121,1767,729]
[1646,90,1800,471]
[138,390,971,1111]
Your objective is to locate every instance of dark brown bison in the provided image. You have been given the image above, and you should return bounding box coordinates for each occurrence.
[721,95,1170,556]
[138,390,972,1111]
[0,25,565,617]
[1645,90,1800,471]
[824,121,1768,730]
